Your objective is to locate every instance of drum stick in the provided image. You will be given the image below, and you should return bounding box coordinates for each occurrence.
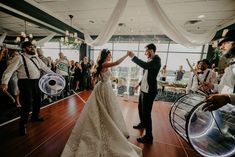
[186,58,203,83]
[210,112,223,134]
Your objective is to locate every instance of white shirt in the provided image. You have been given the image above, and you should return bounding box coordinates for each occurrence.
[213,58,235,94]
[1,53,52,85]
[140,59,151,93]
[186,69,217,94]
[140,70,149,93]
[160,69,167,78]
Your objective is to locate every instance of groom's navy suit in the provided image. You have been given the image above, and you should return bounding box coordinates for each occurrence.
[132,55,161,137]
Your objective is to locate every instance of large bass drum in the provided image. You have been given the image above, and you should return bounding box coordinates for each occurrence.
[169,92,235,157]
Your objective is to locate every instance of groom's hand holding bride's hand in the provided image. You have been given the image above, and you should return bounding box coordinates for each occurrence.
[127,51,135,57]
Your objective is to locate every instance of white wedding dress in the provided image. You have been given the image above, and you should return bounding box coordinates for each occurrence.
[61,70,142,157]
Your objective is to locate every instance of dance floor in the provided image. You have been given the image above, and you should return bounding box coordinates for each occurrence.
[0,90,202,157]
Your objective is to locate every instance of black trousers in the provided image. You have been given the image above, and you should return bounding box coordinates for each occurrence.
[18,79,41,125]
[138,91,156,137]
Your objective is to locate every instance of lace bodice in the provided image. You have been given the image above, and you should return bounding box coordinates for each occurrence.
[100,70,112,82]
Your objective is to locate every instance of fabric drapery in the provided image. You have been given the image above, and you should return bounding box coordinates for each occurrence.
[84,0,127,46]
[37,32,56,46]
[145,0,218,47]
[85,0,223,47]
[0,32,56,49]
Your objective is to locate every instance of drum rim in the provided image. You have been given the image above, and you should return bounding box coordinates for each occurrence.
[185,102,235,157]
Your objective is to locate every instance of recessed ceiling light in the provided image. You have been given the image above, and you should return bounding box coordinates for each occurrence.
[89,20,95,23]
[198,15,205,19]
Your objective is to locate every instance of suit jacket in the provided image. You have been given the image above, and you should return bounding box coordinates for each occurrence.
[132,55,161,94]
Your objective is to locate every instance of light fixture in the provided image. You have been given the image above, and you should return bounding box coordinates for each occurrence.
[60,15,81,48]
[197,14,205,19]
[15,20,36,44]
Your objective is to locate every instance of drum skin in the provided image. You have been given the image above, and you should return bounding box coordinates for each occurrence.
[170,92,235,157]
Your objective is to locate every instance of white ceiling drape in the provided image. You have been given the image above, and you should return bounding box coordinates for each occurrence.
[37,32,56,46]
[0,32,7,44]
[85,0,221,47]
[145,0,218,47]
[84,0,127,46]
[0,32,56,50]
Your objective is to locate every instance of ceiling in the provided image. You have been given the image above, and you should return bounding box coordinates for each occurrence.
[0,0,235,41]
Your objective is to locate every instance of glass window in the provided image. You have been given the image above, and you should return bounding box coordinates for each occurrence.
[169,43,202,53]
[41,41,59,48]
[114,43,139,51]
[91,40,206,96]
[167,53,201,71]
[93,43,113,51]
[41,41,80,62]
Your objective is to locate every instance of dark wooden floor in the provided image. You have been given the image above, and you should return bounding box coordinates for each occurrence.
[0,90,202,157]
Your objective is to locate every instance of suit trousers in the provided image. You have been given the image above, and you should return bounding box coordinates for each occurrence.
[138,91,156,136]
[18,79,41,125]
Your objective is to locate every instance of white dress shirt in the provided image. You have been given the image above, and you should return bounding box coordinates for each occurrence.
[1,53,52,85]
[186,69,217,94]
[213,58,235,94]
[140,59,152,93]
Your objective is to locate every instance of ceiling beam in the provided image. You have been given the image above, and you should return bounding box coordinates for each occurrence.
[1,0,84,40]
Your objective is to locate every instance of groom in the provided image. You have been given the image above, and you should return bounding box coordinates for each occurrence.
[128,43,161,144]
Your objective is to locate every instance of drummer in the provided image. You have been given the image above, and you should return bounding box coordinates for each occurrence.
[0,41,53,135]
[202,29,235,110]
[186,59,217,94]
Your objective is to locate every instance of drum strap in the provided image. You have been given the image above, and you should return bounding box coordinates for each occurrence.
[203,70,210,82]
[21,55,42,79]
[195,70,210,85]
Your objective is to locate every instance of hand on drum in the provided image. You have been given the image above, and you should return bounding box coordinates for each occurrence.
[199,82,213,93]
[202,94,231,111]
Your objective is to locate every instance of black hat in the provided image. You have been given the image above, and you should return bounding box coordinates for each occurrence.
[218,29,235,46]
[21,41,33,49]
[198,59,210,66]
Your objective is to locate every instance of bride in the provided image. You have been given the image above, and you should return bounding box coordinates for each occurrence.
[61,49,142,157]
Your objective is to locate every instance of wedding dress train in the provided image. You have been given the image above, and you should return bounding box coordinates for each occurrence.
[61,70,142,157]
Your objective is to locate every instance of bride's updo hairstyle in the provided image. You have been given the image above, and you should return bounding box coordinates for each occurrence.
[92,49,111,80]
